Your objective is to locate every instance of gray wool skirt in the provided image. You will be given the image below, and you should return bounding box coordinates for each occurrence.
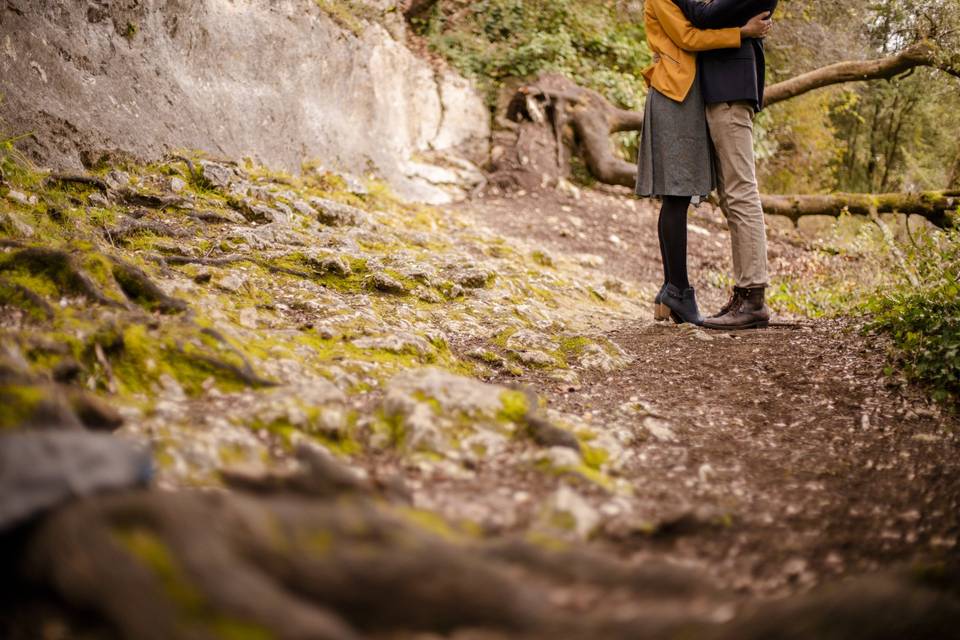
[635,80,715,201]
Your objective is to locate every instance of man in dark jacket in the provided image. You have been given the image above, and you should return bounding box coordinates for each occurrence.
[672,0,778,329]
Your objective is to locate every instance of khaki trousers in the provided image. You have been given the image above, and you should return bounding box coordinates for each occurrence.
[705,101,769,288]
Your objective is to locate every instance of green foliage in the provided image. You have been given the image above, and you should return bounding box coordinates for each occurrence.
[864,231,960,405]
[772,213,960,406]
[314,0,382,36]
[760,0,960,195]
[829,71,960,193]
[416,0,652,111]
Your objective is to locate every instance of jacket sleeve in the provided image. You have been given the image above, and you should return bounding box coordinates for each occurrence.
[671,0,771,29]
[654,0,742,51]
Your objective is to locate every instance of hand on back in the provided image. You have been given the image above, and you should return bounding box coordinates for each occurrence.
[740,11,772,38]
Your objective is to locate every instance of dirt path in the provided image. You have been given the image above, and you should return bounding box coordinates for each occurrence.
[459,187,960,597]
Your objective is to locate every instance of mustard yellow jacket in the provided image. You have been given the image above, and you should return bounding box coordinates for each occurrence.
[642,0,742,102]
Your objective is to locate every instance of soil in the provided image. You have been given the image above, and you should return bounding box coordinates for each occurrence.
[457,184,960,597]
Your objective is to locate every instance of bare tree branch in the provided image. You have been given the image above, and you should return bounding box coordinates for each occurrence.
[764,41,960,107]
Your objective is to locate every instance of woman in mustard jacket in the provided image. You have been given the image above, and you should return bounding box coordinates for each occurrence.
[638,0,771,325]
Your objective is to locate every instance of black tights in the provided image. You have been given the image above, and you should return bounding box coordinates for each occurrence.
[658,195,690,291]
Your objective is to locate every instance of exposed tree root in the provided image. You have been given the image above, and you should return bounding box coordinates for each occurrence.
[107,218,189,242]
[0,364,123,432]
[0,279,54,320]
[2,372,960,640]
[152,253,336,282]
[0,248,123,308]
[0,247,188,314]
[116,189,186,210]
[183,350,277,389]
[501,74,638,189]
[6,468,960,640]
[109,257,187,314]
[151,254,249,268]
[44,173,110,192]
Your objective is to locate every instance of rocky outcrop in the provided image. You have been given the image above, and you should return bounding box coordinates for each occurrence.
[0,0,490,203]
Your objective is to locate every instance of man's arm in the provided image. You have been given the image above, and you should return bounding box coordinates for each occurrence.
[655,0,742,52]
[672,0,777,30]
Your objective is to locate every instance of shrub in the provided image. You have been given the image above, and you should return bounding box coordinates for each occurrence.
[416,0,652,113]
[864,229,960,405]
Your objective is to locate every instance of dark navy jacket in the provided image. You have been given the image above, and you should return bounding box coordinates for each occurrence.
[670,0,778,111]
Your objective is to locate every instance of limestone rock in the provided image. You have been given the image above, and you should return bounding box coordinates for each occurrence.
[200,162,235,189]
[352,333,433,357]
[453,268,495,289]
[380,369,522,458]
[541,484,601,540]
[369,272,407,294]
[168,176,186,193]
[316,256,352,277]
[517,350,555,368]
[310,198,366,227]
[2,3,489,204]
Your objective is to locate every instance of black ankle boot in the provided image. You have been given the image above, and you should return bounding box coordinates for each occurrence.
[653,283,670,321]
[663,284,704,326]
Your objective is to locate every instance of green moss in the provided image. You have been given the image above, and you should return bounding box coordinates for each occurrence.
[372,408,407,448]
[111,323,253,397]
[413,391,444,415]
[553,335,593,367]
[397,506,467,542]
[0,279,52,321]
[549,509,578,532]
[490,327,518,349]
[115,528,274,640]
[531,250,554,267]
[0,385,46,429]
[536,458,615,491]
[114,528,205,614]
[524,531,570,552]
[314,431,362,457]
[313,0,373,36]
[580,444,609,470]
[497,390,529,423]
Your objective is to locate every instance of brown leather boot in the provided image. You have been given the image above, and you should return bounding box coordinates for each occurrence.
[709,287,748,319]
[702,286,770,330]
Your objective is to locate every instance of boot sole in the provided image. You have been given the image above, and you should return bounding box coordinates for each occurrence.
[702,320,770,331]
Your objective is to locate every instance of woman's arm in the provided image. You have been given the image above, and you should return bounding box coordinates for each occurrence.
[654,0,741,51]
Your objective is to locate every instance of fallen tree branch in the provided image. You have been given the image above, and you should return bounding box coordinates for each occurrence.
[759,191,959,229]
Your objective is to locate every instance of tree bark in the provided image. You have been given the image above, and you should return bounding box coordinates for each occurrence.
[763,42,960,108]
[508,77,641,189]
[759,191,960,228]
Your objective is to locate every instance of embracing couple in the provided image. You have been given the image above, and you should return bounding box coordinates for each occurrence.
[637,0,777,330]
